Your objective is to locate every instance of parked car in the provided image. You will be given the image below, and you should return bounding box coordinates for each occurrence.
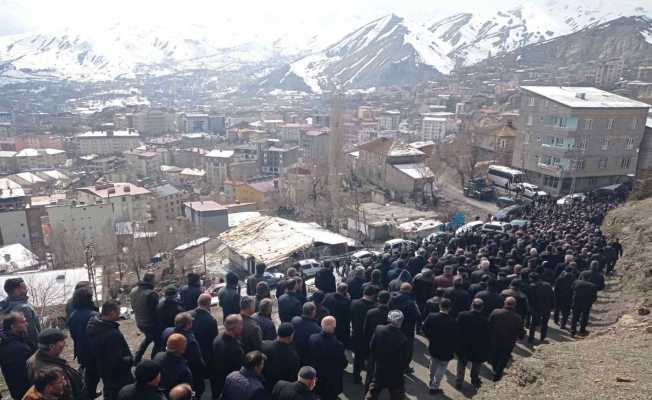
[297,259,322,279]
[510,219,530,228]
[495,196,518,208]
[455,221,484,236]
[263,267,284,288]
[426,231,452,243]
[482,221,512,234]
[556,193,587,205]
[463,177,495,200]
[495,204,526,222]
[514,182,548,199]
[383,239,417,255]
[351,250,381,266]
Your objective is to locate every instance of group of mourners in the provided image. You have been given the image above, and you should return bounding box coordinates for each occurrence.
[0,194,623,400]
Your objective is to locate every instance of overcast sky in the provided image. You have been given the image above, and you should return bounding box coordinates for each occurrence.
[0,0,530,36]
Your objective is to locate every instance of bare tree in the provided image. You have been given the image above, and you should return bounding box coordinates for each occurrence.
[435,128,482,188]
[23,274,66,326]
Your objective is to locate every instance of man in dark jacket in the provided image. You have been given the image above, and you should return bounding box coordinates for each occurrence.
[570,275,597,336]
[456,299,490,389]
[27,329,85,400]
[474,279,504,318]
[500,281,530,321]
[156,286,184,331]
[153,334,192,392]
[262,323,300,391]
[161,312,206,396]
[528,273,556,343]
[553,264,576,329]
[218,272,241,321]
[309,291,330,324]
[350,285,377,384]
[422,298,458,394]
[253,298,277,341]
[323,283,351,348]
[0,312,36,400]
[221,351,267,400]
[190,294,218,374]
[239,296,263,353]
[1,278,41,348]
[347,267,366,300]
[278,279,303,323]
[443,277,472,318]
[412,269,435,324]
[314,263,336,294]
[362,290,390,390]
[130,273,162,363]
[87,300,134,400]
[579,261,606,291]
[308,317,347,400]
[179,273,202,311]
[364,310,411,400]
[246,263,267,296]
[488,297,525,381]
[291,303,321,366]
[118,361,166,400]
[272,366,317,400]
[388,283,420,370]
[67,287,100,400]
[211,315,245,399]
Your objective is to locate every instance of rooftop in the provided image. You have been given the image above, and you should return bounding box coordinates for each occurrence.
[79,182,150,198]
[357,137,394,154]
[356,202,439,224]
[180,168,206,177]
[520,86,651,109]
[205,149,235,158]
[393,163,435,179]
[247,179,278,193]
[76,130,140,138]
[184,200,226,212]
[151,184,180,198]
[0,178,24,199]
[0,243,39,273]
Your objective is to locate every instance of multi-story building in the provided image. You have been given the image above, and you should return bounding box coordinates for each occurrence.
[0,112,14,136]
[0,178,28,211]
[378,110,401,131]
[421,117,447,142]
[513,86,650,195]
[150,184,185,224]
[635,118,652,196]
[123,149,165,178]
[0,209,30,248]
[261,145,299,175]
[14,148,66,170]
[14,135,64,151]
[76,182,152,222]
[75,130,142,155]
[302,130,330,166]
[182,201,228,235]
[0,151,17,174]
[204,149,235,189]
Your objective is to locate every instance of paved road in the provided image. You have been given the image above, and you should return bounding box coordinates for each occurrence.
[438,181,498,215]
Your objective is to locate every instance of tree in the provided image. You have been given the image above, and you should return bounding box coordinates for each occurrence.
[434,126,482,188]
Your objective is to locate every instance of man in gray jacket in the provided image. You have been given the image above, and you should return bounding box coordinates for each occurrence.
[0,278,41,348]
[130,273,162,363]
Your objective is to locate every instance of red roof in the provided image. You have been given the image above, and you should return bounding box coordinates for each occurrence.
[184,201,226,212]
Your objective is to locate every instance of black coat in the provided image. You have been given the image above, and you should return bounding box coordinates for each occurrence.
[314,268,336,293]
[130,283,159,330]
[347,277,365,300]
[456,310,490,362]
[217,286,241,320]
[579,270,605,291]
[421,312,459,361]
[156,297,184,329]
[272,381,316,400]
[474,289,504,318]
[67,307,98,367]
[388,292,420,338]
[162,328,207,380]
[0,332,35,400]
[290,316,321,365]
[153,351,193,392]
[253,313,277,341]
[179,284,202,311]
[87,317,134,389]
[323,292,351,347]
[412,276,435,305]
[278,294,303,323]
[443,286,472,318]
[212,334,244,396]
[554,271,575,305]
[262,340,301,391]
[308,332,347,399]
[118,383,166,400]
[529,280,556,314]
[350,298,376,353]
[363,305,389,346]
[190,308,218,367]
[368,325,410,387]
[572,280,597,308]
[240,315,263,354]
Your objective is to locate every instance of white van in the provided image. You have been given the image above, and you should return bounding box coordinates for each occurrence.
[383,239,417,255]
[488,165,525,189]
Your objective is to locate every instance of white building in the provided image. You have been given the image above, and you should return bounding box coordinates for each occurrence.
[421,117,447,142]
[378,110,401,131]
[14,148,66,170]
[75,130,142,155]
[0,210,30,248]
[75,182,152,222]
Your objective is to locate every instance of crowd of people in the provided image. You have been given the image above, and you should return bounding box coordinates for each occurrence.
[0,195,623,400]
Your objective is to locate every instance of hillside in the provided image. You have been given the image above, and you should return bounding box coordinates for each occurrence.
[476,197,652,400]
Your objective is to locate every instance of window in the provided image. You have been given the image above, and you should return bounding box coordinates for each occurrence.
[526,115,533,126]
[571,159,585,170]
[528,97,536,106]
[499,139,507,149]
[601,137,609,150]
[543,136,555,146]
[555,137,565,147]
[543,100,549,109]
[559,117,567,128]
[625,136,634,150]
[621,158,631,169]
[632,118,639,130]
[543,176,559,188]
[523,133,530,144]
[584,119,593,130]
[598,158,608,169]
[607,118,615,129]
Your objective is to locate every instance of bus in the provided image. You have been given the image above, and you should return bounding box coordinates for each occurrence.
[487,165,525,189]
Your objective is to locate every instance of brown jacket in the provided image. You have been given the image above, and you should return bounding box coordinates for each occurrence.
[21,386,45,400]
[26,351,84,400]
[488,308,525,349]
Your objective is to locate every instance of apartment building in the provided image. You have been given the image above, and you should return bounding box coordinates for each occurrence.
[14,148,66,170]
[76,182,152,222]
[75,130,142,155]
[378,110,401,131]
[513,86,650,195]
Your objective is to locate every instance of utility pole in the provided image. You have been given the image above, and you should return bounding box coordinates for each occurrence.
[84,242,99,304]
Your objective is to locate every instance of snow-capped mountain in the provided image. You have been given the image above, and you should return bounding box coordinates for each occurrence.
[258,15,453,93]
[429,0,651,66]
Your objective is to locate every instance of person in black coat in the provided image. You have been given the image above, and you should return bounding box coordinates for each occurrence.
[211,315,245,399]
[117,360,166,400]
[443,277,472,318]
[190,294,218,375]
[308,317,347,400]
[153,334,193,393]
[246,263,267,296]
[456,299,490,389]
[262,323,301,392]
[309,291,330,324]
[291,303,321,366]
[67,287,100,400]
[278,279,303,323]
[271,366,317,400]
[362,291,390,347]
[412,269,435,324]
[347,267,366,300]
[387,283,420,370]
[161,313,207,396]
[570,275,597,336]
[528,273,556,342]
[0,312,36,400]
[130,274,162,364]
[579,261,606,291]
[157,286,185,330]
[553,264,576,329]
[179,273,203,311]
[87,301,134,400]
[314,263,336,294]
[421,299,459,394]
[350,286,376,384]
[323,283,351,348]
[365,310,411,400]
[253,298,277,341]
[474,279,504,318]
[217,272,241,321]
